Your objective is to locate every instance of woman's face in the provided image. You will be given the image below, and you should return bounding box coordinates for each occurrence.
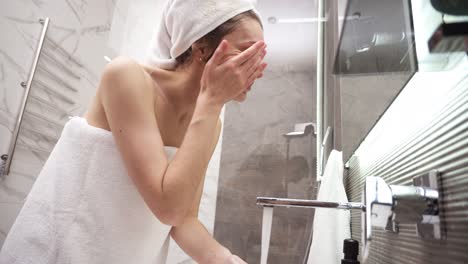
[221,18,265,102]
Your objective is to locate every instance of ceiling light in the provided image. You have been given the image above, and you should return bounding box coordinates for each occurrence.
[278,17,326,23]
[268,17,326,24]
[268,17,277,24]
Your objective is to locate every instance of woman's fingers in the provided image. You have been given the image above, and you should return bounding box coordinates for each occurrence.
[243,48,266,77]
[251,62,267,82]
[199,39,267,105]
[232,41,265,66]
[210,40,230,65]
[246,63,267,86]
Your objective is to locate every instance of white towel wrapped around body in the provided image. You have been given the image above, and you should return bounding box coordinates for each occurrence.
[147,0,260,69]
[0,117,176,263]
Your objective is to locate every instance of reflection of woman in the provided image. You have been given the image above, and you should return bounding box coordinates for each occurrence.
[0,0,266,263]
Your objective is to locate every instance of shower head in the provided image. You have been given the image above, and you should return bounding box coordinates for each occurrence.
[283,122,317,138]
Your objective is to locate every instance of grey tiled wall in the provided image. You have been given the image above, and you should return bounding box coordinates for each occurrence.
[214,64,318,263]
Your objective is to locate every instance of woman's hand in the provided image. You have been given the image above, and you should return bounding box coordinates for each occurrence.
[225,254,248,264]
[199,39,267,107]
[198,247,247,264]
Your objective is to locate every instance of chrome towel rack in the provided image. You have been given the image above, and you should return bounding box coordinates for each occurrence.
[2,18,50,177]
[1,16,84,178]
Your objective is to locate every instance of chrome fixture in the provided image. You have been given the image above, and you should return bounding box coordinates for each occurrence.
[283,123,331,181]
[3,18,50,177]
[256,170,444,262]
[2,17,81,178]
[316,0,326,184]
[362,170,444,260]
[257,197,364,210]
[0,155,8,179]
[283,122,317,138]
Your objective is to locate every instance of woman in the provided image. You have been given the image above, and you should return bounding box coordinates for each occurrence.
[0,0,266,264]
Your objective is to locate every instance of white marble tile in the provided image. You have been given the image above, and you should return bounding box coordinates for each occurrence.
[107,0,164,62]
[0,0,118,248]
[0,202,24,246]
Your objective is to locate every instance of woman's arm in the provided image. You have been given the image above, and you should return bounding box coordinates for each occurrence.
[100,40,265,226]
[99,58,221,226]
[171,218,235,264]
[170,119,245,264]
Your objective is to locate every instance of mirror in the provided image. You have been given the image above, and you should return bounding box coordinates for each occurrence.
[334,0,417,75]
[336,0,468,161]
[339,72,413,161]
[335,0,467,75]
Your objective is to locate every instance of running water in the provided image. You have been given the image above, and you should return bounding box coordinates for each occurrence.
[261,206,274,264]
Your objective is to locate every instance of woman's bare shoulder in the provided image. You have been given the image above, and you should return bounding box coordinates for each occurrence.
[98,56,155,99]
[85,57,155,130]
[101,56,151,83]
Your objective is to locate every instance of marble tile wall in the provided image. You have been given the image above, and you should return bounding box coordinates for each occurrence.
[106,0,165,62]
[0,0,117,246]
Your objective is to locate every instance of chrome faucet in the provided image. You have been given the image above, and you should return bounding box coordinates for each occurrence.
[256,170,444,262]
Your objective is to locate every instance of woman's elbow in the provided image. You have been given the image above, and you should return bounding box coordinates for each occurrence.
[155,207,188,227]
[146,183,192,226]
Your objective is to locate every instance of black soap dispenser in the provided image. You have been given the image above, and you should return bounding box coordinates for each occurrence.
[342,239,360,264]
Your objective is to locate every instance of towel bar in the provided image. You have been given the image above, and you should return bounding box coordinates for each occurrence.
[3,18,50,177]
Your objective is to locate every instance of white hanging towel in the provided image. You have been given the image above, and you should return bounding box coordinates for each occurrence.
[307,150,351,264]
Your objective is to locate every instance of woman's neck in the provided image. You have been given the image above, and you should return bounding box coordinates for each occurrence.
[147,64,203,113]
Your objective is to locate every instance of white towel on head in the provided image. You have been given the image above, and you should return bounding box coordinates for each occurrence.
[147,0,261,69]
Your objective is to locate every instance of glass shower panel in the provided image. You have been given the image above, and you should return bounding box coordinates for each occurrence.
[213,0,319,263]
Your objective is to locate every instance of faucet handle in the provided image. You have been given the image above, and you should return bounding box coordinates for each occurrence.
[362,176,393,261]
[361,171,444,262]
